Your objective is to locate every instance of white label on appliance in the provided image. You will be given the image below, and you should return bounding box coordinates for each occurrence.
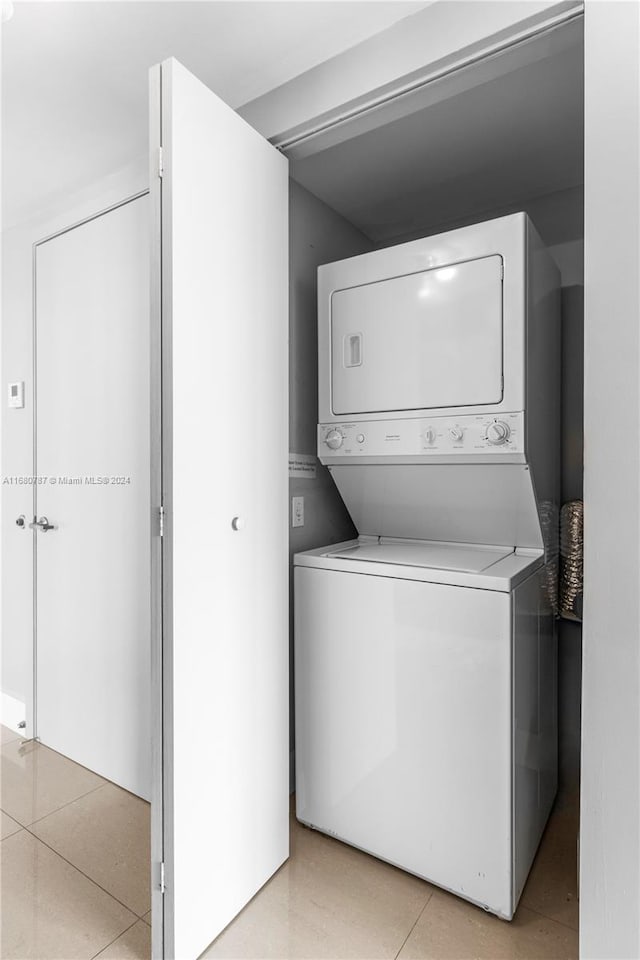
[289,453,317,479]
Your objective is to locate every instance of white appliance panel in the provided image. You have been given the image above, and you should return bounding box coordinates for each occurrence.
[331,255,503,416]
[328,463,543,548]
[319,411,524,460]
[297,538,543,592]
[512,569,558,904]
[295,565,513,916]
[318,215,528,425]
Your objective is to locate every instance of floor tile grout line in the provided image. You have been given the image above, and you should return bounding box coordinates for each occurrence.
[393,888,434,960]
[390,891,579,960]
[0,826,24,842]
[18,780,109,829]
[0,807,23,831]
[2,735,112,796]
[520,902,579,933]
[21,825,150,922]
[89,916,142,960]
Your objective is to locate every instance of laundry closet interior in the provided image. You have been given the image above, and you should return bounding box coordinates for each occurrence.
[1,5,584,960]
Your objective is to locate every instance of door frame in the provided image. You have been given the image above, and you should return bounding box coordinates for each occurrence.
[148,63,166,958]
[28,189,150,743]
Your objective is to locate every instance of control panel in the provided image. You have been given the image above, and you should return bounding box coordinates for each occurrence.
[318,412,524,457]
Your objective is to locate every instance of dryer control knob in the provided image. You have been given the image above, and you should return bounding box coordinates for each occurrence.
[486,421,510,445]
[423,427,435,444]
[325,430,344,450]
[449,427,464,442]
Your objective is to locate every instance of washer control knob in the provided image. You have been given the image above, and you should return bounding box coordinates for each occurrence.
[356,434,365,444]
[486,421,511,445]
[448,427,464,442]
[325,429,344,450]
[422,427,435,444]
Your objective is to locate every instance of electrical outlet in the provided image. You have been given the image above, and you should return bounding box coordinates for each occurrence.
[292,496,304,528]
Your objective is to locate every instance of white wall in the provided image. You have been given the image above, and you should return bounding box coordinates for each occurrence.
[581,2,640,957]
[0,157,147,726]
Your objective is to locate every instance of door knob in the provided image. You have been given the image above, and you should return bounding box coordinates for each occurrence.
[29,516,55,533]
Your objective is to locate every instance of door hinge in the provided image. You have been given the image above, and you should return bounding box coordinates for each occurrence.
[159,861,166,894]
[156,146,164,179]
[159,505,165,538]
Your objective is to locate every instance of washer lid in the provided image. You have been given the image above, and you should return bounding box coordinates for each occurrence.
[325,540,513,574]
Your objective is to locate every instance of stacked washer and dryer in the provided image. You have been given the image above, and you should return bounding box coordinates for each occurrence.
[294,213,560,920]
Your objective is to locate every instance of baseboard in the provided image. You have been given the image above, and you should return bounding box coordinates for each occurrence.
[1,691,26,735]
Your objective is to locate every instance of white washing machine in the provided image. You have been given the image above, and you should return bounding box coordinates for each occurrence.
[294,213,561,919]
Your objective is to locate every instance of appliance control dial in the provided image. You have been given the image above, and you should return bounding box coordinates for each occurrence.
[448,427,464,442]
[422,427,435,443]
[324,429,344,450]
[485,421,511,445]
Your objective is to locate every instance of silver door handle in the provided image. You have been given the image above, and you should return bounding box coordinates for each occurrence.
[29,516,55,532]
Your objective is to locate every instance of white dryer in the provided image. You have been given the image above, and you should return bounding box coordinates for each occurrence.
[294,213,561,919]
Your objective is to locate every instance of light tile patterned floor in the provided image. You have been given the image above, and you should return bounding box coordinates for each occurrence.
[0,724,579,960]
[0,728,149,960]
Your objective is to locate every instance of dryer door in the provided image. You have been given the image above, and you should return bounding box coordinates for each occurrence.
[331,255,503,416]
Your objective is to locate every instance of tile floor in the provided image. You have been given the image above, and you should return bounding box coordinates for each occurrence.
[1,724,579,960]
[1,727,150,960]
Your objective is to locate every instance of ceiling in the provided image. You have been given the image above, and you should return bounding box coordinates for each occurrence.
[1,0,427,229]
[291,24,584,244]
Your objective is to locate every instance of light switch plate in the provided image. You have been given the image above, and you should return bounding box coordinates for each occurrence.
[292,496,304,528]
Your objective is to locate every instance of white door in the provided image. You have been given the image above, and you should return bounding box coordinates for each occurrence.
[330,255,503,415]
[34,194,151,800]
[149,59,289,960]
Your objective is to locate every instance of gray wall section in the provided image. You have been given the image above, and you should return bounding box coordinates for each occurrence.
[288,180,372,784]
[379,185,584,252]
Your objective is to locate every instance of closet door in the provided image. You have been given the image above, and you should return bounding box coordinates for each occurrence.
[149,59,289,960]
[35,195,151,801]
